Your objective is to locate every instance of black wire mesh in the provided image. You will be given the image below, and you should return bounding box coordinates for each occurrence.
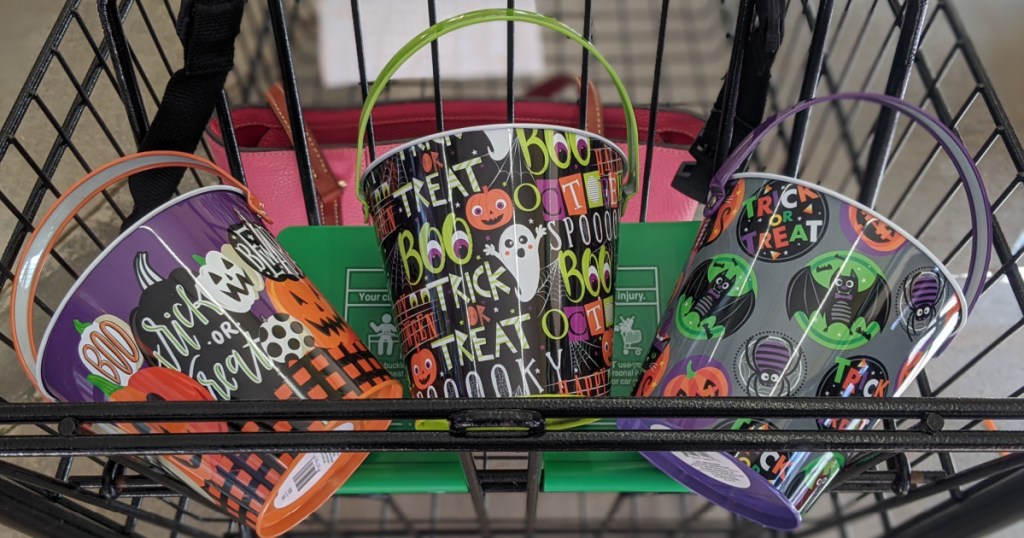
[0,1,1022,537]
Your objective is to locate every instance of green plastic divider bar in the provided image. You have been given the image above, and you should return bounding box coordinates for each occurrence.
[279,222,699,493]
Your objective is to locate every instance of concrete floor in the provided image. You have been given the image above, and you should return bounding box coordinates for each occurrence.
[0,1,1022,537]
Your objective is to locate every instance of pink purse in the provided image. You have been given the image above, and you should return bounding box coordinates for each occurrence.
[206,80,703,233]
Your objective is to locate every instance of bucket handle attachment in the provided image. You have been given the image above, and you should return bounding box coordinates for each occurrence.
[10,151,262,396]
[705,92,992,313]
[354,8,640,217]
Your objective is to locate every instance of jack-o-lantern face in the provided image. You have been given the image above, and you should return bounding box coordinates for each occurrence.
[601,331,614,367]
[466,187,513,230]
[195,245,264,313]
[664,359,730,398]
[635,343,670,397]
[268,278,353,349]
[409,348,437,390]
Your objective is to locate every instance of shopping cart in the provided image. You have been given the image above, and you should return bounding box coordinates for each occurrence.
[0,1,1022,537]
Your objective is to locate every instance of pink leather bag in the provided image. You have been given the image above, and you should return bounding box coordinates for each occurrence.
[206,89,703,234]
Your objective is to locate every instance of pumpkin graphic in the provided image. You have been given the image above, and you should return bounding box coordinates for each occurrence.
[76,314,142,388]
[409,348,437,390]
[634,342,671,397]
[663,357,731,398]
[88,367,228,484]
[194,245,263,313]
[847,205,906,253]
[466,186,513,230]
[268,277,353,349]
[89,367,222,432]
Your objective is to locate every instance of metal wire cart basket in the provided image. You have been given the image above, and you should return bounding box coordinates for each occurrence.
[1,1,1023,536]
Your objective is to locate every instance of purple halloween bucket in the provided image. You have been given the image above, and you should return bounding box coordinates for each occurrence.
[10,152,402,537]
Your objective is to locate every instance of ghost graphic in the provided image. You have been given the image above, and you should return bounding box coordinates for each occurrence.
[484,224,547,301]
[484,129,512,161]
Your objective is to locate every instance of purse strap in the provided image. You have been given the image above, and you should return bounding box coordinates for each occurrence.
[265,82,343,224]
[525,75,605,136]
[119,0,245,231]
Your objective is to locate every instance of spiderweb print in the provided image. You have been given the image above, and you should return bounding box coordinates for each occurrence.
[383,238,406,285]
[482,131,521,189]
[569,340,603,377]
[552,340,609,397]
[534,258,563,308]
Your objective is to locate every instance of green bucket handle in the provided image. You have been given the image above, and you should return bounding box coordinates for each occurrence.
[354,8,639,218]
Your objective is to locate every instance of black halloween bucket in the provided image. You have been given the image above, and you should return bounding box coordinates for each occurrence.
[355,9,639,406]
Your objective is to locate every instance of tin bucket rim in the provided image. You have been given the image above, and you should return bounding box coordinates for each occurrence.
[35,185,244,400]
[734,171,968,335]
[358,122,629,202]
[619,417,804,530]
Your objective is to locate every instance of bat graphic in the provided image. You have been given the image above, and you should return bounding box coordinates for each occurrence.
[786,265,890,331]
[679,260,755,338]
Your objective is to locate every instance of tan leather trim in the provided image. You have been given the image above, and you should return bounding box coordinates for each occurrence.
[265,83,342,224]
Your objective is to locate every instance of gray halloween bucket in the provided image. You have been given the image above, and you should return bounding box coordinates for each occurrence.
[620,93,992,529]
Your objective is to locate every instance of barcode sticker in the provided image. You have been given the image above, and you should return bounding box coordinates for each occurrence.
[272,422,355,509]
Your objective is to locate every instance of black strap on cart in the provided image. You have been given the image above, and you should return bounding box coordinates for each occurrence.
[112,0,246,230]
[672,0,785,203]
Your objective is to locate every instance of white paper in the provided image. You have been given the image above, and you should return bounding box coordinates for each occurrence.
[317,0,546,88]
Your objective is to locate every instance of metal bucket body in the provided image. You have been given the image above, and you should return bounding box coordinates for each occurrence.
[362,125,627,399]
[36,185,400,536]
[620,172,966,529]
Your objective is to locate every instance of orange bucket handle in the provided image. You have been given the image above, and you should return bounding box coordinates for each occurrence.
[9,151,263,398]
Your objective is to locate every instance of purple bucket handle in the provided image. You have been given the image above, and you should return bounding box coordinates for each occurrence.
[704,92,992,313]
[10,152,258,396]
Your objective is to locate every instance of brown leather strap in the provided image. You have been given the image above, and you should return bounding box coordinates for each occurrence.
[525,75,604,136]
[265,83,343,224]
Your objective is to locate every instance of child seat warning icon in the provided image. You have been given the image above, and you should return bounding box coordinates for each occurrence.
[342,268,402,374]
[368,313,398,356]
